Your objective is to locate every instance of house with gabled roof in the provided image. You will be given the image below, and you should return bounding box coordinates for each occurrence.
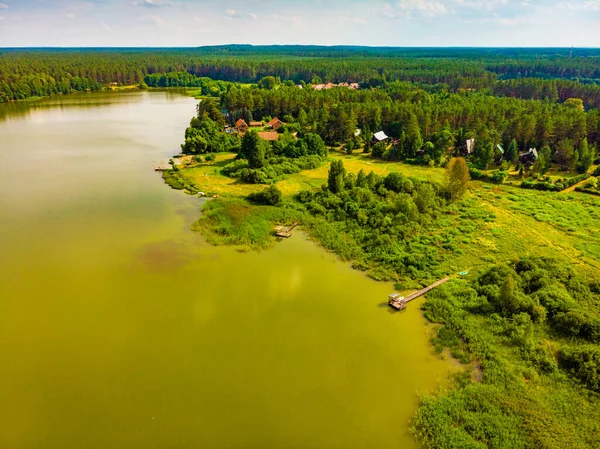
[372,131,389,145]
[520,148,538,164]
[266,118,284,131]
[236,119,249,133]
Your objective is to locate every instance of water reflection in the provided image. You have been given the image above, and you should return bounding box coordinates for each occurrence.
[0,89,188,122]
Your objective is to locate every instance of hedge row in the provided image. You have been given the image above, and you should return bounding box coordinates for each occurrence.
[521,173,590,192]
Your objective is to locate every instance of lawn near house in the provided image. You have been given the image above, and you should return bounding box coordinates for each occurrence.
[174,151,447,198]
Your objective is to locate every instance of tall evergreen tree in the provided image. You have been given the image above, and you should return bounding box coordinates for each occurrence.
[506,139,519,164]
[577,138,593,174]
[328,160,346,194]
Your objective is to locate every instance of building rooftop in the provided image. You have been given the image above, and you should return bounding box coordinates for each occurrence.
[257,132,279,141]
[373,131,388,141]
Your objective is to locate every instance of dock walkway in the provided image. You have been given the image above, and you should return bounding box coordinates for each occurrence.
[388,277,450,310]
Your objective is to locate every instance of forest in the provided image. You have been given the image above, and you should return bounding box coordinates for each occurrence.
[2,46,600,107]
[176,74,598,181]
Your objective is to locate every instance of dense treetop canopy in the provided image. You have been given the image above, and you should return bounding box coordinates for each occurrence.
[2,46,600,105]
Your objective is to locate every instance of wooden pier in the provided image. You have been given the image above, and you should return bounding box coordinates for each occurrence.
[154,165,171,172]
[388,277,450,310]
[275,222,298,238]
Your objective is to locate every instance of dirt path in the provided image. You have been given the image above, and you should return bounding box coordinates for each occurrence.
[560,177,590,194]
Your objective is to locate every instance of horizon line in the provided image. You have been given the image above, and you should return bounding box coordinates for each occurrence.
[1,45,598,50]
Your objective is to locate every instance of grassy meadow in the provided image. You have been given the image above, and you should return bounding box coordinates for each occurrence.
[171,151,600,278]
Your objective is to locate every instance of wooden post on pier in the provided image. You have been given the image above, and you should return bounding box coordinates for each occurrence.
[275,222,298,238]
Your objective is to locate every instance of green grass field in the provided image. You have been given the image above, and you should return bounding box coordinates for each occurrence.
[177,150,446,197]
[175,152,600,277]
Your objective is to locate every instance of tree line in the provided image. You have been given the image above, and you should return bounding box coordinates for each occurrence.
[2,47,600,104]
[221,81,598,172]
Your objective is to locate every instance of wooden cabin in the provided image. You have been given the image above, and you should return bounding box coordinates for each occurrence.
[250,121,263,128]
[519,148,538,164]
[266,117,284,131]
[236,119,249,133]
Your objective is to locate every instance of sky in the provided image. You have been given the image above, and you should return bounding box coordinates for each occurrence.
[0,0,599,47]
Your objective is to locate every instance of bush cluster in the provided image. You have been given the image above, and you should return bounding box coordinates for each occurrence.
[415,256,600,448]
[521,173,590,192]
[223,155,323,184]
[247,185,283,206]
[468,166,508,184]
[296,161,494,281]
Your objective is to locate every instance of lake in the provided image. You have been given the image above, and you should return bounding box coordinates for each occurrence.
[0,91,453,449]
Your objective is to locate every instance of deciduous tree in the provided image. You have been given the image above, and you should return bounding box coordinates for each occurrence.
[446,157,470,202]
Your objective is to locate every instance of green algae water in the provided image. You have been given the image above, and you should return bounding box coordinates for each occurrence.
[0,91,452,449]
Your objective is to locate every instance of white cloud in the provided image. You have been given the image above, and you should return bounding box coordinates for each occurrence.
[66,13,76,20]
[399,0,448,16]
[382,3,397,18]
[0,15,4,20]
[225,8,239,18]
[101,20,113,32]
[0,3,8,9]
[144,14,165,25]
[383,0,448,18]
[560,1,600,10]
[453,0,509,9]
[132,0,171,8]
[247,12,257,19]
[340,15,369,24]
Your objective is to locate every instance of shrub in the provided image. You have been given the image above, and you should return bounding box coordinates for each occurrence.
[247,185,283,206]
[531,286,577,317]
[372,141,387,158]
[562,173,590,189]
[558,345,600,392]
[384,172,414,193]
[521,180,559,191]
[521,174,590,192]
[491,170,508,184]
[553,309,600,342]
